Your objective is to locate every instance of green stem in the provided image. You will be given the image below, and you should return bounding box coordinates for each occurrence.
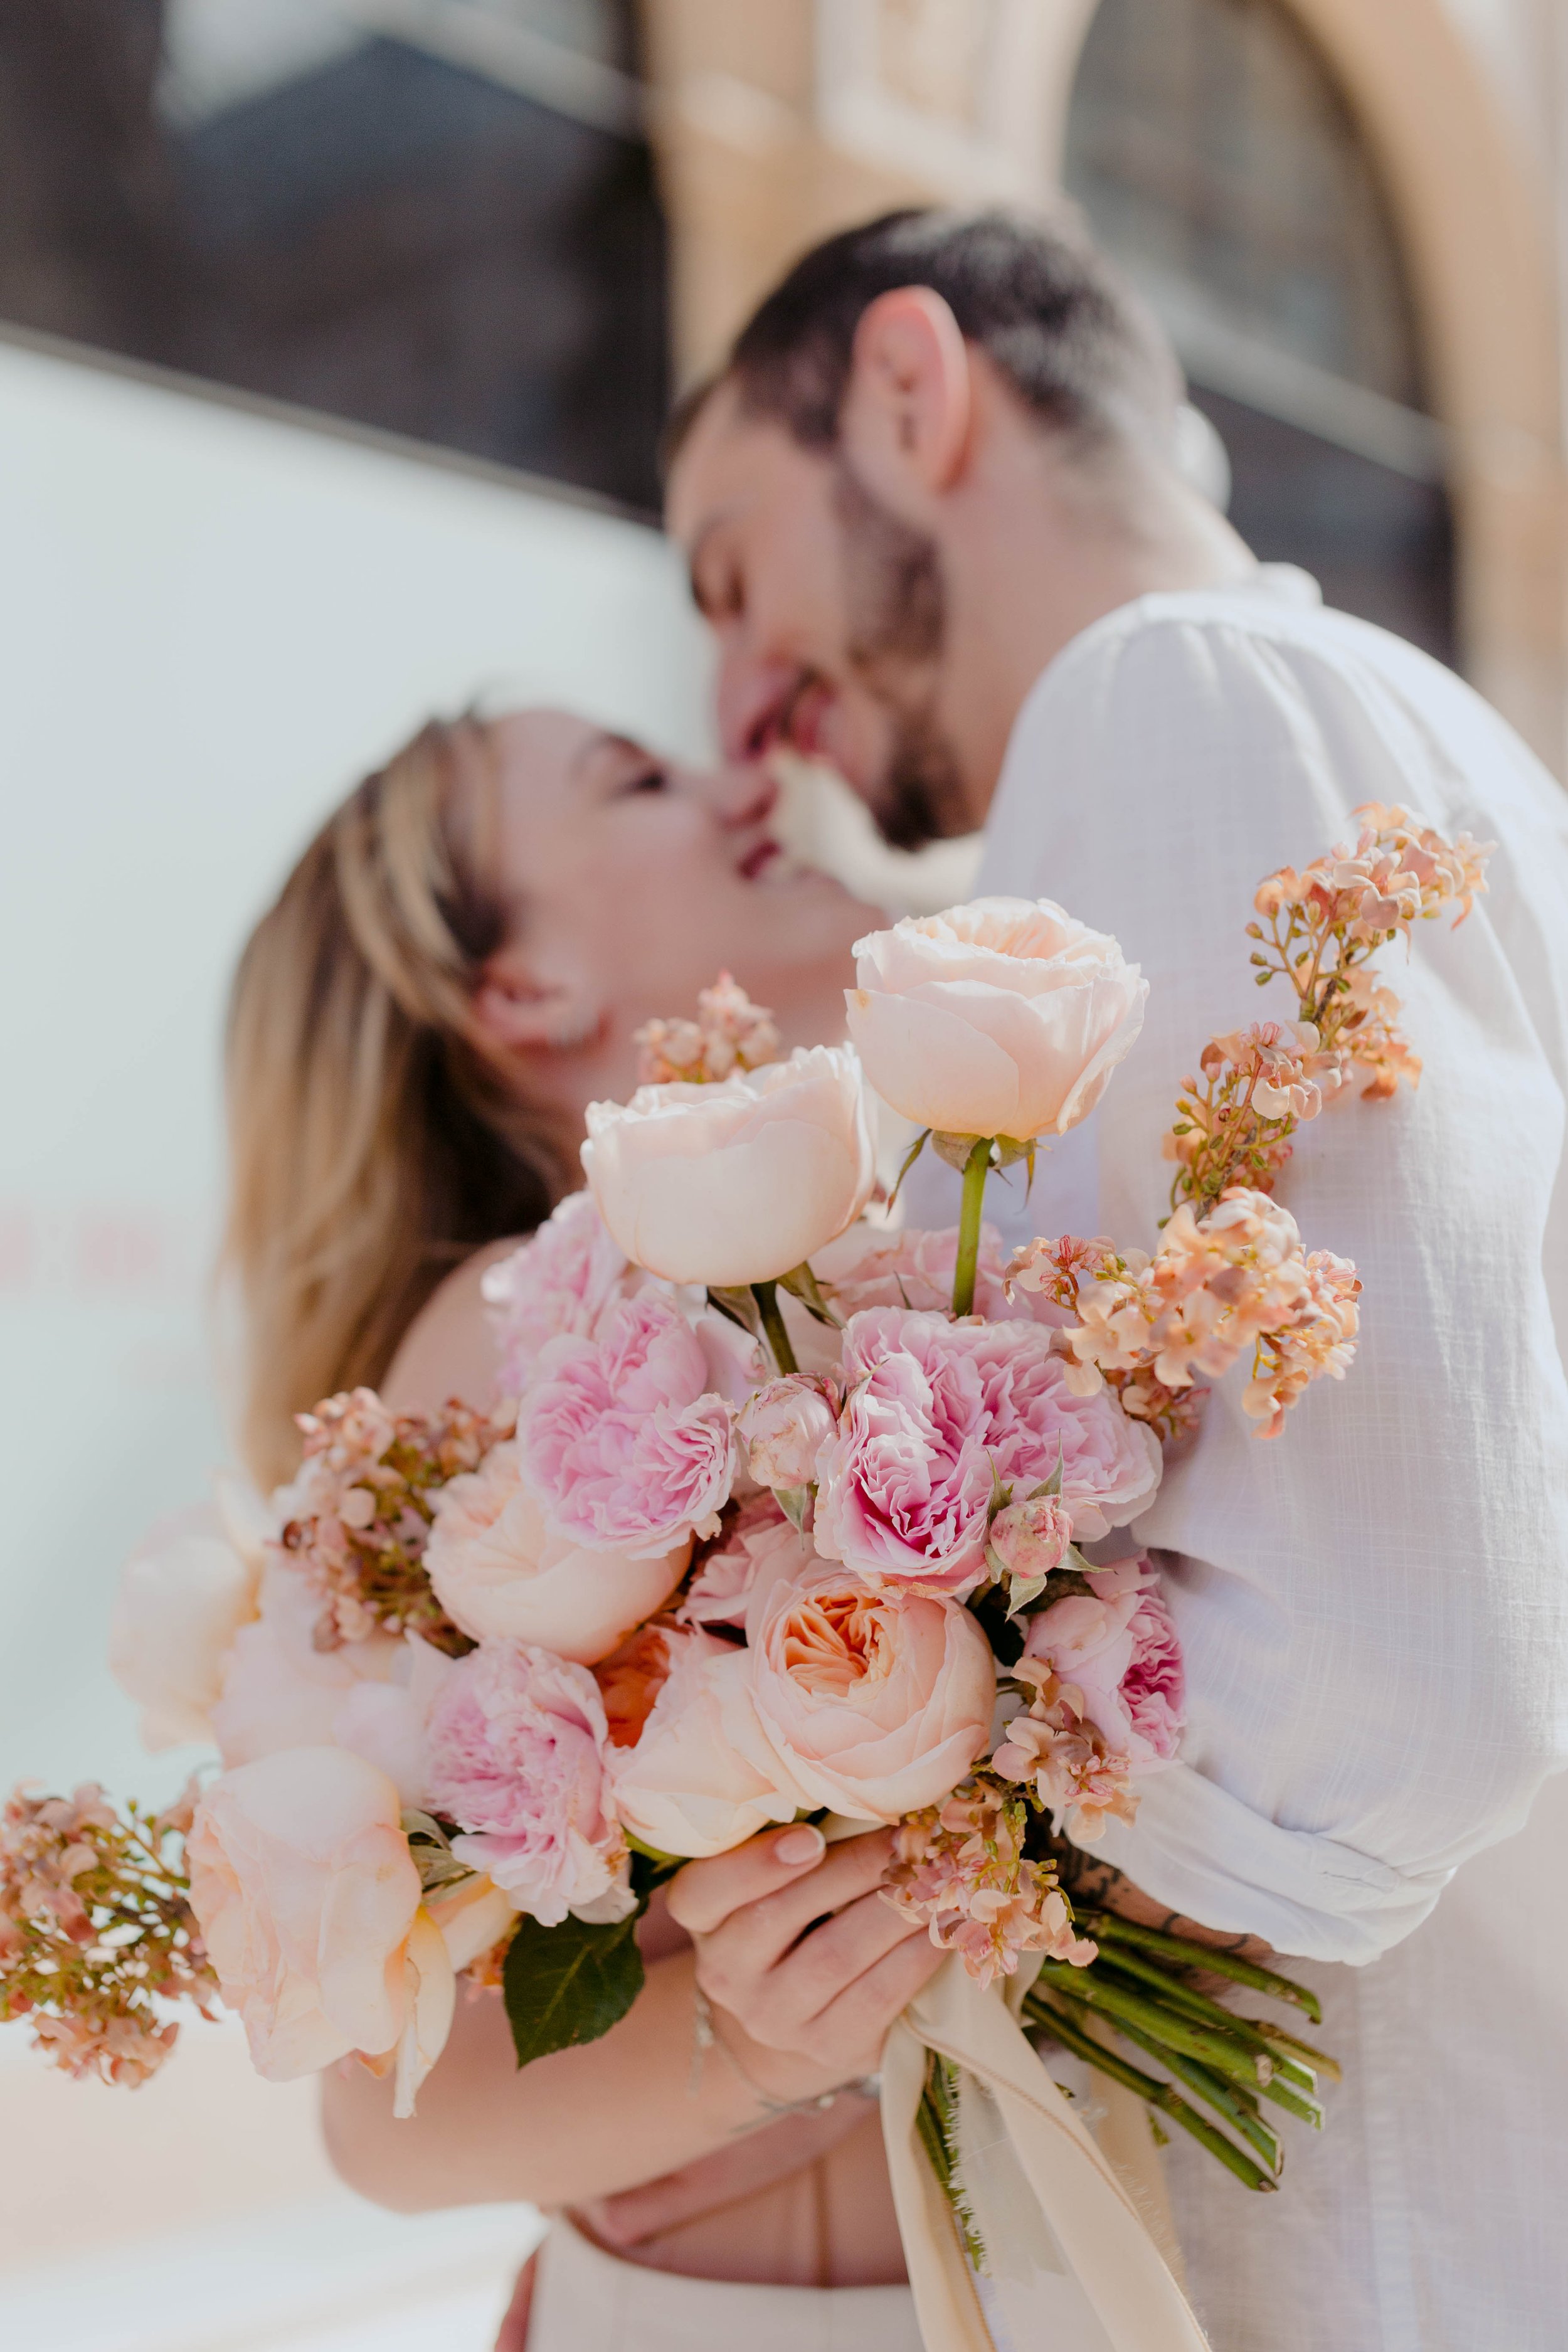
[951,1138,993,1318]
[1034,1961,1271,2090]
[1027,1998,1276,2194]
[751,1281,798,1378]
[1078,1911,1323,2026]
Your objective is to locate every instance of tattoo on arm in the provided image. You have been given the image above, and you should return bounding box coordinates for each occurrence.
[1047,1838,1272,1964]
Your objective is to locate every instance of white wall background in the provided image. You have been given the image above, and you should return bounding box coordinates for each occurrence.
[0,332,712,1806]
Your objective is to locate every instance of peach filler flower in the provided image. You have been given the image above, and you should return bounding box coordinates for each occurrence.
[277,1388,514,1653]
[632,971,781,1086]
[517,1292,734,1558]
[0,1779,216,2086]
[482,1191,636,1400]
[813,1306,1161,1596]
[425,1643,633,1929]
[882,1779,1095,1988]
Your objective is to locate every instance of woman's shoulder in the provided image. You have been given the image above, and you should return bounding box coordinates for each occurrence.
[382,1236,531,1415]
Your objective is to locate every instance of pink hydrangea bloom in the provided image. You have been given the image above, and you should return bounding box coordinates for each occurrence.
[812,1307,1161,1597]
[482,1192,636,1400]
[425,1643,632,1927]
[516,1293,734,1559]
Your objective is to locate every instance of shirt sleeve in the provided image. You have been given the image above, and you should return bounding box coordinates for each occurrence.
[983,603,1568,1963]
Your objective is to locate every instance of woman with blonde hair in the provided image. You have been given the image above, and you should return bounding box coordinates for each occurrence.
[225,706,943,2349]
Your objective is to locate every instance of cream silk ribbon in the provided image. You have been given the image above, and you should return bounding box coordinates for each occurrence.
[879,1956,1212,2352]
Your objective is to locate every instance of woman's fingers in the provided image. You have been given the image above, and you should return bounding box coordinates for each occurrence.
[699,1830,897,1980]
[813,1920,948,2055]
[759,1887,928,2036]
[665,1822,829,1937]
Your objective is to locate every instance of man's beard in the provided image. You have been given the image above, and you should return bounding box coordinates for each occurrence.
[832,460,971,852]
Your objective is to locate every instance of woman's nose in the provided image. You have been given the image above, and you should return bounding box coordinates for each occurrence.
[716,650,798,766]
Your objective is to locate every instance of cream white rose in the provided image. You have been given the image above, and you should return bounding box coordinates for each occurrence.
[186,1747,452,2114]
[581,1045,876,1286]
[425,1442,686,1664]
[604,1628,797,1859]
[845,897,1147,1140]
[109,1478,272,1749]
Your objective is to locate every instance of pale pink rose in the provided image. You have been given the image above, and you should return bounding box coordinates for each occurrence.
[988,1493,1073,1582]
[603,1626,797,1859]
[737,1375,838,1490]
[740,1560,995,1822]
[332,1638,457,1808]
[581,1044,876,1286]
[425,1440,686,1664]
[813,1221,1062,1328]
[813,1308,1161,1597]
[482,1191,636,1399]
[517,1293,734,1558]
[846,898,1146,1140]
[424,1643,633,1927]
[210,1562,406,1769]
[678,1495,815,1628]
[186,1748,450,2109]
[109,1486,268,1749]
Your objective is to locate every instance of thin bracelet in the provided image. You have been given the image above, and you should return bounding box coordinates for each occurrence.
[690,1983,879,2117]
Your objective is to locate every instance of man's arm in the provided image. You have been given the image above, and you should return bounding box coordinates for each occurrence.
[1049,1836,1275,1969]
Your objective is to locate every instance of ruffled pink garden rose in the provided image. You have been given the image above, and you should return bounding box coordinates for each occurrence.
[424,1643,633,1927]
[601,1624,797,1859]
[845,898,1147,1141]
[1020,1555,1183,1769]
[739,1559,995,1821]
[482,1191,635,1399]
[813,1308,1161,1597]
[517,1293,734,1559]
[677,1494,815,1629]
[425,1440,686,1664]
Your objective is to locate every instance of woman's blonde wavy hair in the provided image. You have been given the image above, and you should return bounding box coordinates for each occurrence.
[224,718,567,1490]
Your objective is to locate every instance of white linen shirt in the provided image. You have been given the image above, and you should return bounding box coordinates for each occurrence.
[903,568,1568,2351]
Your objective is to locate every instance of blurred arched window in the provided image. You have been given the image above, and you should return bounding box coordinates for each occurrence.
[1066,0,1456,664]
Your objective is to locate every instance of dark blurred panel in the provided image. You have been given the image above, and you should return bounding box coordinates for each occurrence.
[0,2,668,513]
[1189,388,1456,665]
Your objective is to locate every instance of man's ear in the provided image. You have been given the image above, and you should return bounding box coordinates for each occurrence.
[840,286,973,501]
[470,951,605,1056]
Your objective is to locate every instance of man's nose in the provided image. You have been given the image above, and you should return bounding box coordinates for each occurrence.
[716,650,798,766]
[696,763,780,831]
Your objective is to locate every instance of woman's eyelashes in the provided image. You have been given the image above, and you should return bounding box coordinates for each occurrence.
[622,762,669,796]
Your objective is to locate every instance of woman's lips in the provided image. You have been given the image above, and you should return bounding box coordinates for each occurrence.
[738,836,782,882]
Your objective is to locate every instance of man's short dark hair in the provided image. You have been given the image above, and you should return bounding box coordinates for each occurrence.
[685,206,1182,459]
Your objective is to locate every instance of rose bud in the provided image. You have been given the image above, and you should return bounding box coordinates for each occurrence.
[988,1493,1074,1582]
[738,1375,838,1490]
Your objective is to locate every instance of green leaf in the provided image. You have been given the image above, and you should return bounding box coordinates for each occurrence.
[706,1286,764,1342]
[502,1907,646,2069]
[777,1260,842,1329]
[775,1482,812,1534]
[887,1127,932,1209]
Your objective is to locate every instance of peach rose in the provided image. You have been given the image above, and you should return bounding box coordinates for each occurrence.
[109,1478,272,1749]
[186,1747,454,2114]
[741,1560,995,1822]
[603,1625,797,1859]
[581,1044,876,1286]
[425,1440,685,1664]
[845,898,1147,1140]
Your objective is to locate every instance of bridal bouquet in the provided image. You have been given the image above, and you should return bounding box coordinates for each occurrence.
[3,810,1488,2254]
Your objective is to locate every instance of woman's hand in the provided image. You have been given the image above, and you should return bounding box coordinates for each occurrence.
[666,1822,945,2108]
